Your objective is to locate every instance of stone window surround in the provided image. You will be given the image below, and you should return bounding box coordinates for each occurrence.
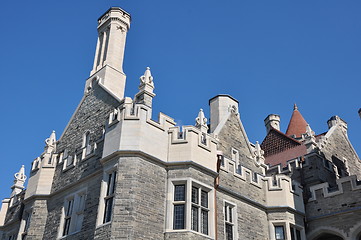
[269,220,305,240]
[57,188,87,239]
[223,200,238,240]
[165,178,215,239]
[96,162,118,227]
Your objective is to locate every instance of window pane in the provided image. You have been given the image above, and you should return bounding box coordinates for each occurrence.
[104,197,113,223]
[106,173,112,196]
[192,186,199,204]
[296,229,301,240]
[224,205,228,222]
[201,190,208,208]
[201,209,208,235]
[66,199,74,216]
[228,207,232,223]
[63,218,71,236]
[275,226,285,240]
[111,172,117,194]
[191,206,199,231]
[174,185,185,201]
[225,223,233,240]
[173,205,185,229]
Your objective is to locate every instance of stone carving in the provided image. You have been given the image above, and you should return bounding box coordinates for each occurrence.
[140,67,154,87]
[229,105,238,115]
[254,141,265,166]
[195,109,208,132]
[14,165,26,182]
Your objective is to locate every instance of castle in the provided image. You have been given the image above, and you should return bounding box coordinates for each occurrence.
[0,7,360,240]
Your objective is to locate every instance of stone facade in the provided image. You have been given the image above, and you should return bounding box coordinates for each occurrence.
[0,6,360,240]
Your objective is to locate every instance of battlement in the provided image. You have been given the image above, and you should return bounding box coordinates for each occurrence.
[220,156,304,212]
[103,97,219,171]
[308,175,361,201]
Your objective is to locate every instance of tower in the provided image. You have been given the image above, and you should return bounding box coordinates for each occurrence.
[86,7,131,99]
[264,114,281,133]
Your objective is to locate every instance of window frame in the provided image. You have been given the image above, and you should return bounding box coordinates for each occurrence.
[58,189,87,238]
[166,178,215,238]
[224,201,237,240]
[96,166,118,227]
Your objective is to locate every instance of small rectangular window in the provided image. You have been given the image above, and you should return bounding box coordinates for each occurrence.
[63,199,74,236]
[224,203,235,240]
[174,185,185,201]
[191,206,199,231]
[173,205,185,229]
[192,186,199,204]
[275,226,285,240]
[103,171,117,223]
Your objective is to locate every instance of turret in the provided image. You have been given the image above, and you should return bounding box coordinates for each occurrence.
[86,7,131,99]
[25,131,57,199]
[264,114,280,133]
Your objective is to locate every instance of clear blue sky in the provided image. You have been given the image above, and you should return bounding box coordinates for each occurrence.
[0,1,360,201]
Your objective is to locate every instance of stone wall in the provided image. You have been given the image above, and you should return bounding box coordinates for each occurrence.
[110,156,167,240]
[306,176,361,239]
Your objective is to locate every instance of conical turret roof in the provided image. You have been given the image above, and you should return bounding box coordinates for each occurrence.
[285,104,308,138]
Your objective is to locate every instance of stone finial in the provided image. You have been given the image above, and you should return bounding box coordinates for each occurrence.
[140,67,154,88]
[14,165,26,183]
[45,130,56,147]
[195,109,208,132]
[294,103,298,110]
[254,141,265,166]
[305,124,315,138]
[134,67,156,108]
[11,165,26,197]
[304,124,317,153]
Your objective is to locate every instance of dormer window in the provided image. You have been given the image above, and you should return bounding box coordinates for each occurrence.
[83,132,90,149]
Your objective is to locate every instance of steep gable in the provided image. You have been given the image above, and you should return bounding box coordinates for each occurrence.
[214,112,261,173]
[52,82,120,193]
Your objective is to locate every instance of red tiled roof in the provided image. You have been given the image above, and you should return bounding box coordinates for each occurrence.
[285,104,308,138]
[261,128,301,157]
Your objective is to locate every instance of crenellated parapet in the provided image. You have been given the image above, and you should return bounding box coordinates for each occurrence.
[264,174,304,213]
[308,175,361,202]
[168,125,218,171]
[219,154,304,212]
[103,95,219,171]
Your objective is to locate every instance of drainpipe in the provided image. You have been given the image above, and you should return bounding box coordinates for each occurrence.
[214,151,223,240]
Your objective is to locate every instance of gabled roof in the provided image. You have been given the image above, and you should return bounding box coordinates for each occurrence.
[285,104,308,138]
[261,128,301,158]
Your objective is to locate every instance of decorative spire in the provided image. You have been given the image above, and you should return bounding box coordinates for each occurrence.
[293,103,298,110]
[195,109,208,132]
[134,67,156,108]
[304,124,317,153]
[11,165,27,197]
[45,130,56,147]
[44,130,56,154]
[14,165,26,183]
[305,124,315,138]
[254,141,265,166]
[139,67,154,88]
